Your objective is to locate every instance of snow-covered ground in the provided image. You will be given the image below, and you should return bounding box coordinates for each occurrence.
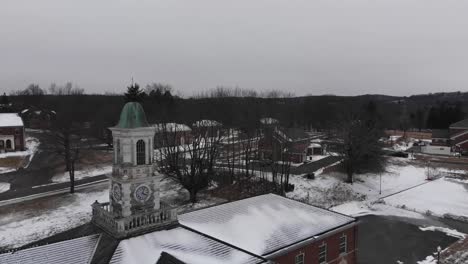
[385,178,468,218]
[0,182,10,194]
[287,158,429,209]
[52,165,112,183]
[0,137,40,174]
[0,168,15,174]
[0,137,39,160]
[286,157,468,224]
[0,185,108,249]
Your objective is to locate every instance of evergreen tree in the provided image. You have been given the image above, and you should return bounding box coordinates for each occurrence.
[124,83,144,102]
[1,93,9,105]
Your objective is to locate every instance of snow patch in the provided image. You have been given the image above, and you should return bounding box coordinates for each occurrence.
[417,255,436,264]
[0,182,10,193]
[0,137,40,161]
[419,226,466,239]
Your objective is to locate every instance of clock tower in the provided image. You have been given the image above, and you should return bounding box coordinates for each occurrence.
[92,102,177,238]
[109,101,160,217]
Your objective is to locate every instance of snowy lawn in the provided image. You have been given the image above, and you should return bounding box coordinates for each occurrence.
[52,165,113,183]
[287,158,429,209]
[384,178,468,218]
[0,185,108,249]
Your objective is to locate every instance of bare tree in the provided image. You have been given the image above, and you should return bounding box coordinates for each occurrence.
[48,82,84,95]
[48,120,83,193]
[158,122,222,203]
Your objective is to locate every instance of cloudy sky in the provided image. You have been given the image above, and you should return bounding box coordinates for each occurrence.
[1,0,467,96]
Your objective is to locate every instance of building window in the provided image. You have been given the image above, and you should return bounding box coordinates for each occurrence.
[6,140,12,149]
[0,140,4,149]
[116,139,121,163]
[319,242,327,263]
[339,234,347,254]
[295,253,304,264]
[136,140,146,165]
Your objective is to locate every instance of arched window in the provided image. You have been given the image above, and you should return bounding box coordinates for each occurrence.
[6,140,12,149]
[116,139,120,163]
[0,140,4,149]
[136,140,146,165]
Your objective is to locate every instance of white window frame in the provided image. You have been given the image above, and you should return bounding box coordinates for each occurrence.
[319,242,327,263]
[339,234,347,254]
[295,252,305,264]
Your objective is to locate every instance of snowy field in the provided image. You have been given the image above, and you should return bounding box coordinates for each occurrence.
[0,184,108,249]
[287,158,429,208]
[385,178,468,218]
[52,165,113,183]
[285,157,468,223]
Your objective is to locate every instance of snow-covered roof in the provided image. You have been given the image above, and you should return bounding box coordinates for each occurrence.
[109,227,265,264]
[192,120,222,127]
[309,143,322,148]
[179,194,355,256]
[260,117,279,125]
[0,113,24,127]
[153,123,192,132]
[0,234,100,264]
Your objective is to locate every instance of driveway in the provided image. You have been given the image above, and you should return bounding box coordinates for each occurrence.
[357,215,461,264]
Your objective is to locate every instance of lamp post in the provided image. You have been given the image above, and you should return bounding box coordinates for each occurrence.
[379,172,382,195]
[437,246,441,263]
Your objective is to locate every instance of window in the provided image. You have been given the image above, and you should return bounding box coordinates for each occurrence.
[319,242,327,263]
[295,253,304,264]
[116,139,120,163]
[6,140,12,149]
[0,140,4,149]
[136,140,146,165]
[339,234,347,254]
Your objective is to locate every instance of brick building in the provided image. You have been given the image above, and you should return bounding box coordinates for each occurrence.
[152,123,192,148]
[259,127,315,163]
[0,113,25,152]
[449,119,468,152]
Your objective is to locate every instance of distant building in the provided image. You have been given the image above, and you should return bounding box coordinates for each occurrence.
[431,129,450,146]
[0,113,25,152]
[20,107,56,129]
[449,119,468,152]
[192,119,223,138]
[259,127,313,163]
[152,123,192,148]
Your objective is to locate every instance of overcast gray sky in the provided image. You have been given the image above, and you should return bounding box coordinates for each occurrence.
[1,0,467,96]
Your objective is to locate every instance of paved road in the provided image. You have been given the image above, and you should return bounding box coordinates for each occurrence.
[357,215,460,264]
[0,175,107,204]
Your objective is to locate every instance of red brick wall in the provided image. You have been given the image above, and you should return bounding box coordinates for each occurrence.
[272,225,358,264]
[0,126,25,151]
[450,128,468,150]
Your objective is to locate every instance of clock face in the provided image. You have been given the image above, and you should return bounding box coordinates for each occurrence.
[112,184,122,201]
[134,185,151,203]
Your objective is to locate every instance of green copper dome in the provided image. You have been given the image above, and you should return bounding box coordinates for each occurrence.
[116,102,149,128]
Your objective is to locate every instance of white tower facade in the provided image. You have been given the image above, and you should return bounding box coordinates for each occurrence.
[92,102,177,238]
